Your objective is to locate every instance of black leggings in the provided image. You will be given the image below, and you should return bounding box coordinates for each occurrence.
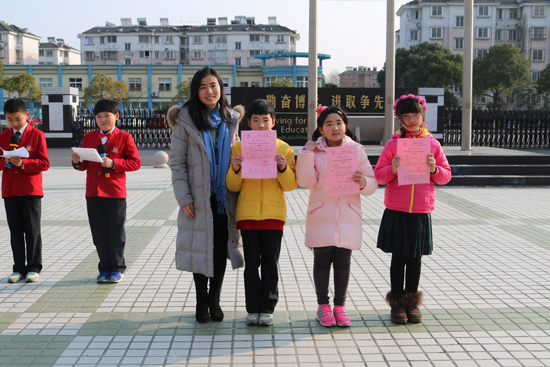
[313,246,352,306]
[390,255,422,294]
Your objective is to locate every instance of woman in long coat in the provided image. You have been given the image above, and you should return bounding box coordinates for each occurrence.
[168,67,244,323]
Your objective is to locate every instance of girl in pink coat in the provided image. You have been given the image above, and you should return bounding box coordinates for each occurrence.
[374,95,451,325]
[296,106,377,327]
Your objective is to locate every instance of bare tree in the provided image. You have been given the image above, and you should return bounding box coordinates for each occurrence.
[324,69,340,87]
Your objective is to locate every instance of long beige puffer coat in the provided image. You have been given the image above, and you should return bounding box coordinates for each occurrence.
[168,105,244,277]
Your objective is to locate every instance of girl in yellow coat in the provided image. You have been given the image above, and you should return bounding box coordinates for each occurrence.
[226,99,297,326]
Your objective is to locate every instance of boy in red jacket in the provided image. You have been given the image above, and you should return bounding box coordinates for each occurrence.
[71,99,141,283]
[1,98,50,283]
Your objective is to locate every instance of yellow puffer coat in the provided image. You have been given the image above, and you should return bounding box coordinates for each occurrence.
[226,139,297,223]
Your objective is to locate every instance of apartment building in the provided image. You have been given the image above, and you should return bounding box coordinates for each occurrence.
[39,37,80,65]
[396,0,550,88]
[77,16,299,68]
[339,66,380,88]
[0,21,41,65]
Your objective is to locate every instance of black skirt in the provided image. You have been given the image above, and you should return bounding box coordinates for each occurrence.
[377,208,432,258]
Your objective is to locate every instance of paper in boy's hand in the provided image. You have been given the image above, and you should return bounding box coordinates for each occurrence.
[71,147,104,163]
[0,147,30,158]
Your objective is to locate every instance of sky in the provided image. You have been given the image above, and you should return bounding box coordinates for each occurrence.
[2,0,410,76]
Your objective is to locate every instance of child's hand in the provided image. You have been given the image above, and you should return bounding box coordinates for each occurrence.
[276,154,287,171]
[232,155,243,172]
[304,141,319,151]
[10,156,22,167]
[352,170,366,189]
[392,155,400,173]
[71,153,81,164]
[427,153,436,173]
[183,203,196,219]
[101,157,113,169]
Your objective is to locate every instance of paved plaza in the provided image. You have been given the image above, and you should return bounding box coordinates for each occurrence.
[1,153,550,367]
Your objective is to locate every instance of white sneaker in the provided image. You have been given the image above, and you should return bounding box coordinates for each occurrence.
[8,272,22,283]
[259,313,273,326]
[246,313,259,325]
[26,272,40,283]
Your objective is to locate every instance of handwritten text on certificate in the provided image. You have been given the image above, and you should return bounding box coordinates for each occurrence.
[326,146,359,196]
[241,130,277,179]
[397,138,431,185]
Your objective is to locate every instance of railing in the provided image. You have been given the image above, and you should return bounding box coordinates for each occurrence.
[72,108,172,148]
[443,108,550,148]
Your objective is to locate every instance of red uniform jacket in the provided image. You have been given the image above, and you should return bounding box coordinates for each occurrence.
[0,125,50,198]
[76,128,141,198]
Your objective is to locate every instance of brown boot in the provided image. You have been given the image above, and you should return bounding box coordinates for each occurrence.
[405,291,423,323]
[385,291,408,324]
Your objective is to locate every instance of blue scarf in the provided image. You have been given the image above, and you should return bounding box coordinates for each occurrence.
[201,106,230,214]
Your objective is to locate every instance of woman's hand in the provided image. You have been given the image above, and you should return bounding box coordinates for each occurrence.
[232,155,243,172]
[391,155,400,174]
[352,170,366,189]
[183,203,196,219]
[427,153,436,173]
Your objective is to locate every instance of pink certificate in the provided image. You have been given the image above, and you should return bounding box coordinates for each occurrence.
[397,138,431,185]
[241,130,277,179]
[326,146,359,196]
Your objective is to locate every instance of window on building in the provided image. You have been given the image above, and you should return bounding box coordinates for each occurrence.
[85,36,94,45]
[165,51,175,59]
[85,51,95,60]
[264,35,270,42]
[296,76,308,88]
[410,9,419,19]
[208,50,214,59]
[193,51,203,59]
[431,6,442,16]
[453,85,461,93]
[181,37,189,45]
[221,78,229,87]
[64,51,68,58]
[478,6,489,16]
[216,50,227,58]
[208,35,214,43]
[101,51,117,60]
[40,78,53,87]
[531,70,542,82]
[430,27,443,39]
[251,82,260,87]
[495,29,503,41]
[456,16,464,27]
[216,35,227,43]
[496,9,503,20]
[39,50,44,56]
[454,38,464,50]
[166,35,174,43]
[410,30,418,41]
[129,78,142,91]
[509,9,518,19]
[532,28,546,39]
[250,34,261,42]
[106,36,117,43]
[235,58,242,66]
[276,35,285,43]
[396,35,400,44]
[46,50,53,56]
[125,43,131,51]
[235,42,241,50]
[154,36,160,44]
[477,27,489,39]
[291,36,295,44]
[139,35,150,43]
[508,30,518,41]
[125,59,131,65]
[533,5,545,17]
[100,36,105,44]
[249,50,261,56]
[475,49,489,58]
[532,49,545,61]
[139,51,150,59]
[69,78,82,90]
[158,78,172,92]
[240,82,248,87]
[193,35,202,43]
[154,51,160,59]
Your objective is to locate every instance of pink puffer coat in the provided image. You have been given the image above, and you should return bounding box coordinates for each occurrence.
[296,136,378,250]
[374,129,451,214]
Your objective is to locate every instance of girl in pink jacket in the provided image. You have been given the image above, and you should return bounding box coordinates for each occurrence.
[374,95,451,325]
[296,106,377,327]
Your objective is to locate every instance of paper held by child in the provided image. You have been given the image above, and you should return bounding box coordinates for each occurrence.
[326,146,359,196]
[0,147,30,158]
[396,138,431,185]
[241,130,277,179]
[71,147,104,163]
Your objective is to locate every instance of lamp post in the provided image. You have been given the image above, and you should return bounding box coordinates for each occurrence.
[307,0,318,141]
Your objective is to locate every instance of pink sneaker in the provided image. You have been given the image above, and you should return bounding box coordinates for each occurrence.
[316,304,336,327]
[333,306,351,327]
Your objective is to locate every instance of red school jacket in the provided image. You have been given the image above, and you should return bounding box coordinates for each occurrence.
[75,128,141,198]
[0,125,50,198]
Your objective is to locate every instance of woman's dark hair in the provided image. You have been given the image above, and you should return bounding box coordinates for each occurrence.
[184,67,230,131]
[394,97,426,137]
[311,106,358,143]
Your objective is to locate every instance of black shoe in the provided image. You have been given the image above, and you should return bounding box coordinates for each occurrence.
[209,298,224,322]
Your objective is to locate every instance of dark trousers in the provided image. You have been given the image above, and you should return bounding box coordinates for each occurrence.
[86,197,127,273]
[313,246,352,306]
[193,195,228,299]
[390,255,422,293]
[4,196,43,276]
[242,229,283,314]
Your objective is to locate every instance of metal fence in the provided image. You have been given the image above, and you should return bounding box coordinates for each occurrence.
[72,109,171,148]
[443,109,550,148]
